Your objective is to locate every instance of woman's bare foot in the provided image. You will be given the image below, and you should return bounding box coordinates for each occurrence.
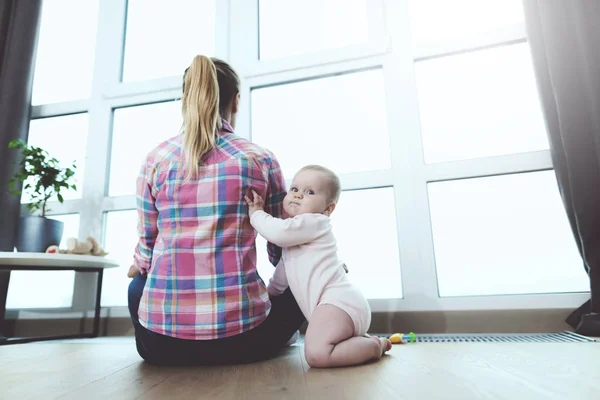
[369,336,392,358]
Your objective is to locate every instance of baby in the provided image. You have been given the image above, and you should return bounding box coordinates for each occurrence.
[245,165,391,368]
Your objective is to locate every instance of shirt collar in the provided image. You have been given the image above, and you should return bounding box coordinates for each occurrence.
[221,118,234,134]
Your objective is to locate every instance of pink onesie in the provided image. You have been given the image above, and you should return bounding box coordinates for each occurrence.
[250,211,371,336]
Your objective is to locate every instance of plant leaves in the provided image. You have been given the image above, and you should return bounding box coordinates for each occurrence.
[7,139,77,214]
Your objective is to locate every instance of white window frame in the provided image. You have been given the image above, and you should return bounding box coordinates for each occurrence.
[18,0,589,320]
[230,0,589,314]
[19,0,230,316]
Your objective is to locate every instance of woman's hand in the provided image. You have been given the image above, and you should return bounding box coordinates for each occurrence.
[127,264,140,278]
[245,190,265,216]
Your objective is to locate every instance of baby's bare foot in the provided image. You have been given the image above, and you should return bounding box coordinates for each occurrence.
[381,337,392,354]
[369,336,392,358]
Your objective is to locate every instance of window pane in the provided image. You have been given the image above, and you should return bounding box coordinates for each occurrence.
[48,213,81,249]
[259,0,369,60]
[122,0,215,82]
[415,43,548,164]
[109,101,181,197]
[102,210,137,306]
[23,114,88,203]
[7,214,80,309]
[408,0,524,47]
[32,0,98,105]
[428,171,589,297]
[252,70,390,179]
[257,188,402,299]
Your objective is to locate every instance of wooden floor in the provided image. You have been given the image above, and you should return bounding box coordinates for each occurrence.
[1,337,599,400]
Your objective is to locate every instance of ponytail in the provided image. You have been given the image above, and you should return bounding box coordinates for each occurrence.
[182,55,221,179]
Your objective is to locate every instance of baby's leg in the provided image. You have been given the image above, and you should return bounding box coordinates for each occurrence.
[304,304,391,368]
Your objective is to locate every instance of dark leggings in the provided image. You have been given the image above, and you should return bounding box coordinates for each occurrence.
[128,273,306,366]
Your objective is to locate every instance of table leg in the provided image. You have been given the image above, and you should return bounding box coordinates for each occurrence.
[92,268,104,337]
[0,267,106,345]
[0,270,10,340]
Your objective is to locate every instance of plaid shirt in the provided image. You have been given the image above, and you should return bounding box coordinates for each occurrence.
[133,120,286,340]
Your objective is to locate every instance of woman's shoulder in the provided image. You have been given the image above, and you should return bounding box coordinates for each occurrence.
[221,133,280,166]
[144,134,184,165]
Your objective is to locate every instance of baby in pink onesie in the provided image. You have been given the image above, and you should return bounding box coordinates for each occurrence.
[245,165,391,368]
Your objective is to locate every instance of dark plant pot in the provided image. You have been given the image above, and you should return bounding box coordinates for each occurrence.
[15,216,64,253]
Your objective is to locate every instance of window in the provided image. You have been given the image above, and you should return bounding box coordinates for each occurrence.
[333,188,402,299]
[31,0,99,105]
[6,214,80,309]
[257,188,402,299]
[102,210,138,306]
[251,69,390,178]
[414,43,548,164]
[259,0,369,60]
[108,101,181,197]
[24,114,88,202]
[122,0,216,82]
[408,0,524,47]
[428,171,589,297]
[20,1,586,321]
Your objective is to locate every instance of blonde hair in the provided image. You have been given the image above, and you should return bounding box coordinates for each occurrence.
[298,165,342,204]
[181,56,240,179]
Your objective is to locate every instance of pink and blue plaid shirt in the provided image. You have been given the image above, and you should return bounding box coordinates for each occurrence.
[133,120,286,340]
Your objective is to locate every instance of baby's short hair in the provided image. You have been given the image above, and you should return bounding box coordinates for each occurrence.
[297,165,341,204]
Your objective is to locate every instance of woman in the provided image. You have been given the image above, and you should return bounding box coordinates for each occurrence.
[127,55,305,365]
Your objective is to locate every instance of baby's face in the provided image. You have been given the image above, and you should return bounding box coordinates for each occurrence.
[283,170,331,217]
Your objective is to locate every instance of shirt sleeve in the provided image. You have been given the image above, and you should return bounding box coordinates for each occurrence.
[263,154,286,266]
[267,260,288,296]
[250,211,329,248]
[133,159,159,274]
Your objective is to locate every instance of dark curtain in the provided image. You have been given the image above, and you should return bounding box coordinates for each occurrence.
[0,0,42,330]
[523,0,600,336]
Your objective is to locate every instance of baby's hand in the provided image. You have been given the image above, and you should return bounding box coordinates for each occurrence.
[245,190,265,215]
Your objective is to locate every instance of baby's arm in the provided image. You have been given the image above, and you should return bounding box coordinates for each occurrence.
[267,260,288,297]
[250,211,327,247]
[245,191,328,247]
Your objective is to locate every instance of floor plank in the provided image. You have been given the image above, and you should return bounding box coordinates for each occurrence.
[132,363,242,399]
[57,362,171,400]
[1,339,599,400]
[231,345,308,400]
[1,342,139,400]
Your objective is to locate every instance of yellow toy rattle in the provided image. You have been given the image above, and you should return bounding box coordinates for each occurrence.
[389,332,417,344]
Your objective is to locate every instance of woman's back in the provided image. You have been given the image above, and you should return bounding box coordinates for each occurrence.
[134,119,286,340]
[128,55,305,366]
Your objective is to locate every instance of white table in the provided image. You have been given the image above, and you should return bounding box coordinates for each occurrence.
[0,252,119,345]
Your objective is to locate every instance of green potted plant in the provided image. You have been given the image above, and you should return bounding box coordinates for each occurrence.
[8,139,77,253]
